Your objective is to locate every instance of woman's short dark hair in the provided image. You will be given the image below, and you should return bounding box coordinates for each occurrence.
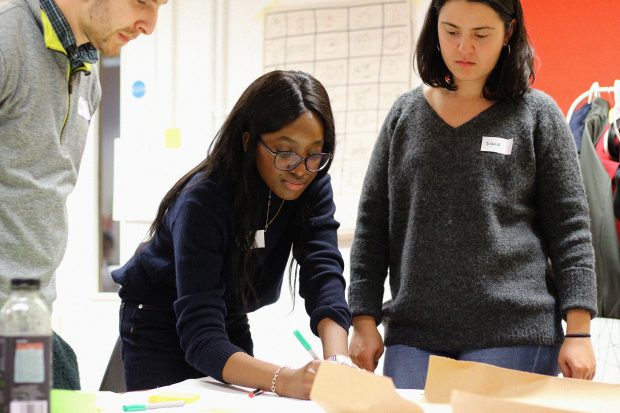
[148,70,335,304]
[415,0,535,101]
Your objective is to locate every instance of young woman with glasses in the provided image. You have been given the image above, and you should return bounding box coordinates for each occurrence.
[112,70,351,398]
[348,0,597,388]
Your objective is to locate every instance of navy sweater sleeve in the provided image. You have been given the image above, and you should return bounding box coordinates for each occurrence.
[294,174,352,336]
[169,185,244,383]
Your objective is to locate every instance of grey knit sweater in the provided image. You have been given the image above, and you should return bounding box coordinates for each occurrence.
[348,86,597,351]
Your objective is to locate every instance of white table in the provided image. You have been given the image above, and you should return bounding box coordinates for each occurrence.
[96,378,451,413]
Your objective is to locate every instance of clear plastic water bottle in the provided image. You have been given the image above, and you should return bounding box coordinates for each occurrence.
[0,278,52,413]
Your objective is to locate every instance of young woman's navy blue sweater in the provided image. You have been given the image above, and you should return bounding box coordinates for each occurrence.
[112,172,351,382]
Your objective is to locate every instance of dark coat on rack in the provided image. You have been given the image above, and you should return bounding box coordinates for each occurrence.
[578,98,620,319]
[615,166,620,219]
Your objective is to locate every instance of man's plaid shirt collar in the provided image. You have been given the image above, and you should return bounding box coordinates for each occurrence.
[40,0,99,70]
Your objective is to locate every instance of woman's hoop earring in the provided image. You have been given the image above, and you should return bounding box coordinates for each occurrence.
[505,44,511,56]
[436,44,441,51]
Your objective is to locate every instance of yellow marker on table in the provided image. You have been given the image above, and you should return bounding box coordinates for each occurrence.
[147,392,199,404]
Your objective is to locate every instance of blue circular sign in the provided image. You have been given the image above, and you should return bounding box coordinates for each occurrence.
[132,81,146,98]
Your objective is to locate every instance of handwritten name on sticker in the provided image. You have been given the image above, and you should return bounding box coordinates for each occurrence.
[480,136,513,155]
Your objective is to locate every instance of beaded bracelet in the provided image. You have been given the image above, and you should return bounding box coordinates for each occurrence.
[565,333,591,338]
[270,366,287,396]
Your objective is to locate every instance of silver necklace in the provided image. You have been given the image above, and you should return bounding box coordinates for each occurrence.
[254,189,284,248]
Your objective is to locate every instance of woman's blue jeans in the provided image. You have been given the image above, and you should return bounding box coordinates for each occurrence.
[383,344,561,389]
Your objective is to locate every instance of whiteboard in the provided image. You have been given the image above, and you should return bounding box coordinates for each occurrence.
[263,1,418,234]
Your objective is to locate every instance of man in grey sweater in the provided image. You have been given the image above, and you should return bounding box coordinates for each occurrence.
[0,0,167,389]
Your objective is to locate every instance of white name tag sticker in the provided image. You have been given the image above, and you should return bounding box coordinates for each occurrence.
[78,97,91,121]
[480,136,513,155]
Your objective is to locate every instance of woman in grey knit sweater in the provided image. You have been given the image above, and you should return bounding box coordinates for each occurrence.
[347,0,597,389]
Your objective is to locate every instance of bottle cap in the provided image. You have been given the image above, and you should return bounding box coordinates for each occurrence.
[10,278,41,290]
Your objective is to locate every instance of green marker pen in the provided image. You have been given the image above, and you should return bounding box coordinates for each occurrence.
[293,329,320,360]
[122,401,185,411]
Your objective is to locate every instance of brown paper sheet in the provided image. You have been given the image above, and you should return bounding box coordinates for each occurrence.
[451,390,588,413]
[310,361,424,413]
[425,356,620,412]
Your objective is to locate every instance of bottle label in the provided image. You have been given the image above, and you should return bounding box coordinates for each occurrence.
[9,401,48,413]
[14,341,46,383]
[0,336,51,413]
[0,336,7,413]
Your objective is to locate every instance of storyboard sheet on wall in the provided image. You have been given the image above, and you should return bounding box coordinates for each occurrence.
[263,1,416,233]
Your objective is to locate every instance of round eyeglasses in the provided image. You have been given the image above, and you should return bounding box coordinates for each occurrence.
[259,139,333,173]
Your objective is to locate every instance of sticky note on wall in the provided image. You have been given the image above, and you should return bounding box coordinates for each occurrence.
[165,128,181,149]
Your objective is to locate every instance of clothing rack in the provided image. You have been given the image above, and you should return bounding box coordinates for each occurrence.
[566,80,620,383]
[566,79,620,122]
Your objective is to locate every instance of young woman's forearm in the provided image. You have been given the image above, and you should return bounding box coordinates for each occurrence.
[221,351,320,399]
[221,352,281,390]
[317,317,349,358]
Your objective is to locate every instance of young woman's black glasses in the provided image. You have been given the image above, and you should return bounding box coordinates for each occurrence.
[259,139,333,173]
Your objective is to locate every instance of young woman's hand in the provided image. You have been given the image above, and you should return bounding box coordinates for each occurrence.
[348,315,384,372]
[558,337,596,380]
[560,309,596,380]
[275,360,322,399]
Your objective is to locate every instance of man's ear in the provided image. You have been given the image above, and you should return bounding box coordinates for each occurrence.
[242,132,250,152]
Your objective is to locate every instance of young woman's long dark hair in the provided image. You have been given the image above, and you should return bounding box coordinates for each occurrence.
[416,0,535,101]
[148,70,336,304]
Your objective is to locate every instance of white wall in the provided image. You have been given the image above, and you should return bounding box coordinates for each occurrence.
[53,0,620,391]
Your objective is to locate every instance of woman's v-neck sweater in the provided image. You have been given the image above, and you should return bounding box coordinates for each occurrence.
[349,86,596,351]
